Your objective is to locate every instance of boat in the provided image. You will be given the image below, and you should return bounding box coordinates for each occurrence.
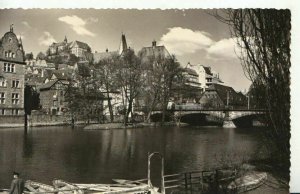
[227,172,267,193]
[74,180,159,194]
[25,180,56,193]
[53,179,84,194]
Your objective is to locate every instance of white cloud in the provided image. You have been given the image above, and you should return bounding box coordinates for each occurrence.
[159,27,214,56]
[38,31,56,46]
[22,21,31,28]
[206,38,240,60]
[86,17,99,23]
[58,15,96,37]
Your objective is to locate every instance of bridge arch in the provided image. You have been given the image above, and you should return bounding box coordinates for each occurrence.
[231,112,266,128]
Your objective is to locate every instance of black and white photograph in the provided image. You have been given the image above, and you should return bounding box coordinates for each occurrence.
[0,5,295,194]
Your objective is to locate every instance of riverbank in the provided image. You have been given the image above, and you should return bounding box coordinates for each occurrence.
[83,122,187,130]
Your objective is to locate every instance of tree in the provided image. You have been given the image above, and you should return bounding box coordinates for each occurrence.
[66,63,103,124]
[68,54,79,65]
[214,9,291,176]
[25,53,34,61]
[36,52,46,60]
[115,49,144,125]
[159,55,182,124]
[93,54,119,122]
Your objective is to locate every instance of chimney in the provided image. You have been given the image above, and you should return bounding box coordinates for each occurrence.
[106,48,108,53]
[152,40,157,47]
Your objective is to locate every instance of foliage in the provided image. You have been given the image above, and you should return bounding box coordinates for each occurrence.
[25,52,34,60]
[93,54,120,122]
[24,84,40,115]
[114,49,144,125]
[36,52,46,60]
[214,9,291,175]
[68,54,79,65]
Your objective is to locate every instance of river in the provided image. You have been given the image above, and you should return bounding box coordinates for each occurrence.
[0,125,263,188]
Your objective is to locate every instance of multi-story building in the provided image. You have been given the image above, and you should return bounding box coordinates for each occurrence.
[39,79,69,115]
[69,40,91,58]
[189,64,223,91]
[0,26,25,115]
[47,36,92,60]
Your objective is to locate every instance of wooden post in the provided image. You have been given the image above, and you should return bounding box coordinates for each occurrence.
[24,113,28,133]
[184,173,188,191]
[161,157,165,194]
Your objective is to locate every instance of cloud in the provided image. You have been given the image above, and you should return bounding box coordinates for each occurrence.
[159,27,214,56]
[58,15,96,37]
[86,17,99,23]
[206,38,240,60]
[22,21,31,28]
[38,31,56,46]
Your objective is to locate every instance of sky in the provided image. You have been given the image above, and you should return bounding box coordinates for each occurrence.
[0,9,251,91]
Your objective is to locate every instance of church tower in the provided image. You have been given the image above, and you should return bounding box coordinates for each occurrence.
[118,33,128,55]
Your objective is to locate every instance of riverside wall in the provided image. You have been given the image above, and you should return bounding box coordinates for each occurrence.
[0,114,71,127]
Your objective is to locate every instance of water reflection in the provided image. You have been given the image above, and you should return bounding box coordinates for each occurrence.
[0,126,259,188]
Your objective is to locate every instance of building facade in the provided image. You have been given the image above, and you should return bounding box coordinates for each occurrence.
[188,64,223,91]
[39,80,69,115]
[47,36,92,60]
[0,26,25,115]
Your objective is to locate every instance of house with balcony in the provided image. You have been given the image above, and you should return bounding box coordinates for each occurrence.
[190,64,223,91]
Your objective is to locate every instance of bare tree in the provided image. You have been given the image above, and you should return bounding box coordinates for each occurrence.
[93,54,119,122]
[213,9,291,175]
[159,55,182,124]
[115,49,144,125]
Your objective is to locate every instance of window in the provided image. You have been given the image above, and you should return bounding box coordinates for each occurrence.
[0,79,7,87]
[3,63,15,73]
[0,109,5,115]
[12,93,19,104]
[8,51,12,58]
[12,80,20,88]
[12,109,19,115]
[5,51,8,57]
[12,53,15,58]
[0,93,5,104]
[11,64,15,72]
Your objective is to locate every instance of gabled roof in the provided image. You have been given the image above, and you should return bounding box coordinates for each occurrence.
[202,66,213,76]
[139,45,170,62]
[26,76,47,86]
[206,84,235,103]
[39,79,69,91]
[184,67,198,77]
[71,40,90,50]
[205,83,246,105]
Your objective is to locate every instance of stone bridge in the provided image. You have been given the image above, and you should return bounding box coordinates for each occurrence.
[151,107,267,128]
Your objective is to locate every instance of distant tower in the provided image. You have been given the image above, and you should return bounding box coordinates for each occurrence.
[64,35,68,43]
[119,33,128,55]
[10,24,14,32]
[18,36,24,54]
